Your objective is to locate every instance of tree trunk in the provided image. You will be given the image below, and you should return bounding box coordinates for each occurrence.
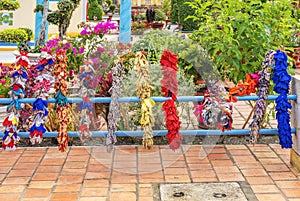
[36,0,49,47]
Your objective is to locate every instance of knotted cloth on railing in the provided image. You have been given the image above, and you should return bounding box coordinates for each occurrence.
[54,49,71,152]
[107,61,124,152]
[2,51,30,151]
[160,49,182,150]
[29,51,54,145]
[272,50,292,148]
[134,51,155,149]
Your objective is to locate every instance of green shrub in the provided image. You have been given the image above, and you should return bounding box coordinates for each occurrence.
[132,30,204,84]
[109,3,116,13]
[154,9,166,22]
[88,0,103,21]
[189,0,297,83]
[0,28,28,44]
[161,0,171,13]
[105,0,112,6]
[170,0,178,22]
[0,0,20,11]
[178,0,198,31]
[47,11,61,25]
[19,28,33,41]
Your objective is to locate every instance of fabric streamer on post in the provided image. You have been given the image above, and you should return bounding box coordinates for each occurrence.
[249,50,275,144]
[160,49,182,150]
[78,61,96,142]
[134,52,155,149]
[272,50,292,148]
[106,61,124,152]
[229,73,260,102]
[29,51,54,145]
[53,49,70,152]
[2,51,30,151]
[194,89,233,132]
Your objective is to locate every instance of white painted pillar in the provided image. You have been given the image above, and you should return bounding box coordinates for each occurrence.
[292,75,300,155]
[82,0,87,23]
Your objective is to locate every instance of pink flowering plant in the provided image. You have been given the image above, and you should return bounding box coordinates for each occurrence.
[41,37,85,72]
[41,21,116,73]
[78,21,117,57]
[0,63,12,97]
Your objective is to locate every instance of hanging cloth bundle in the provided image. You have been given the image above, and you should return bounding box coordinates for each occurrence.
[2,51,30,151]
[29,51,54,145]
[78,61,96,142]
[160,49,182,150]
[194,89,233,132]
[272,50,292,148]
[53,49,70,152]
[134,52,155,149]
[249,50,275,144]
[106,61,124,152]
[229,73,260,102]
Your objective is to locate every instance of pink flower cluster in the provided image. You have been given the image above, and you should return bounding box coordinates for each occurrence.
[41,38,85,55]
[80,21,117,36]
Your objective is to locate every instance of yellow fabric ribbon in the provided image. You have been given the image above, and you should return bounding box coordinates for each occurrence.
[134,52,155,149]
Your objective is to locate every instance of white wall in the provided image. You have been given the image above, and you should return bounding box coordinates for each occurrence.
[0,0,84,35]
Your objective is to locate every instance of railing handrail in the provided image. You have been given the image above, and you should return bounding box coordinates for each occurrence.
[0,94,297,104]
[0,128,296,138]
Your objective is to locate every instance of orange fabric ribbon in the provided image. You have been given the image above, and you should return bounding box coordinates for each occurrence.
[229,73,259,102]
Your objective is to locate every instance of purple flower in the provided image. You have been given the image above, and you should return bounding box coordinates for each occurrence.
[47,38,60,49]
[80,25,92,36]
[62,43,71,49]
[72,47,77,54]
[93,21,117,35]
[101,63,108,68]
[80,29,88,35]
[97,47,105,53]
[91,58,100,63]
[0,80,6,85]
[78,47,85,54]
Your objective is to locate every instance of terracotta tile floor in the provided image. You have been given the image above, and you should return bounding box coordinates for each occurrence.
[0,144,299,201]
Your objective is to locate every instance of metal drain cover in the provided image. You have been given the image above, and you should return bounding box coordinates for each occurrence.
[160,182,248,201]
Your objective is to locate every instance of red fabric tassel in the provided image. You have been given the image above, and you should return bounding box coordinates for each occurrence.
[160,50,182,150]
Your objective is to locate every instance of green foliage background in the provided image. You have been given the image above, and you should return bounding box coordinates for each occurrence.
[188,0,298,83]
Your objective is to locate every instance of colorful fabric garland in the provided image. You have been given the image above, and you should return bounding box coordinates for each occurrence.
[54,49,70,152]
[272,50,292,148]
[249,50,275,144]
[78,62,96,142]
[106,61,124,152]
[194,89,233,132]
[134,52,155,149]
[2,52,30,151]
[29,51,54,145]
[229,73,260,102]
[160,50,182,150]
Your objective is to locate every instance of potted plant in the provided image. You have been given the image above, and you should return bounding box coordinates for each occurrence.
[131,21,147,35]
[153,9,166,29]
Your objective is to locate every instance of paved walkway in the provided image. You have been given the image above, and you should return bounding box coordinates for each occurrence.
[0,144,299,201]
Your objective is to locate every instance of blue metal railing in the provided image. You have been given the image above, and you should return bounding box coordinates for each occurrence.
[0,95,297,138]
[0,95,297,104]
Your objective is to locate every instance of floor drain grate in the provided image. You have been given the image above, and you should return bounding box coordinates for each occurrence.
[156,182,255,201]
